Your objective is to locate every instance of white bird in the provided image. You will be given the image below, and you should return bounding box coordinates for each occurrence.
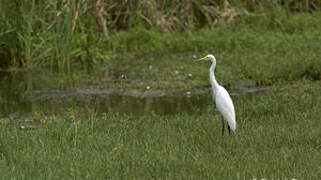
[197,54,236,135]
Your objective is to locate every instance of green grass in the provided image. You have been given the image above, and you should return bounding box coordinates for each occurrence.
[1,2,321,179]
[1,1,321,90]
[1,0,321,70]
[0,81,320,179]
[102,11,321,87]
[58,11,321,90]
[19,12,320,92]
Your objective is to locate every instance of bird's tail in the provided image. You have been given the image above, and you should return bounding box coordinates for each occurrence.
[229,120,236,131]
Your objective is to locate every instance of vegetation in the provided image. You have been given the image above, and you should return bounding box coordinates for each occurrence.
[2,9,320,90]
[0,81,320,179]
[1,1,321,179]
[1,0,321,71]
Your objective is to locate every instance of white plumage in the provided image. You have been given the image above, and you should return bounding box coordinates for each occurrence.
[215,85,236,131]
[198,54,236,134]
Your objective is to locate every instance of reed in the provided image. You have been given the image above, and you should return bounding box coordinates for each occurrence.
[0,0,320,69]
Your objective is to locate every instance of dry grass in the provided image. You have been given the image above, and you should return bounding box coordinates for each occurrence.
[0,0,320,68]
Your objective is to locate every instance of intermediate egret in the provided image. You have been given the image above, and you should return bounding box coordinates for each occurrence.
[197,54,236,135]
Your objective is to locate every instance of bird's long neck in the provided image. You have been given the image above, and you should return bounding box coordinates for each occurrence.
[209,62,219,93]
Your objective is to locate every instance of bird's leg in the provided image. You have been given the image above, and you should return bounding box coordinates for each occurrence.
[221,117,225,135]
[228,123,231,134]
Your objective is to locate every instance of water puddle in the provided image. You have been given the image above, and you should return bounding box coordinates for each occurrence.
[0,70,269,119]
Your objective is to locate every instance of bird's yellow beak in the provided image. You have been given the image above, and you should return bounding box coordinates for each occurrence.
[197,56,207,61]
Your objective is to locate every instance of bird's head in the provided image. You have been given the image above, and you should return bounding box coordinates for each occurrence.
[197,54,216,63]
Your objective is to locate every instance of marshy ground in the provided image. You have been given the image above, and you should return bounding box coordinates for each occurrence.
[1,1,321,179]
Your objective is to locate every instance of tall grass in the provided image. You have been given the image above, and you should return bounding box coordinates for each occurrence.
[0,0,320,69]
[0,0,96,70]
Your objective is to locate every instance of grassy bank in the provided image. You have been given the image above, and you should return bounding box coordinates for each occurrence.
[1,0,321,69]
[0,81,320,179]
[1,1,321,91]
[2,11,320,92]
[1,2,321,179]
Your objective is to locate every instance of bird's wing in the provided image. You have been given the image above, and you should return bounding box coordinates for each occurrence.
[215,86,236,131]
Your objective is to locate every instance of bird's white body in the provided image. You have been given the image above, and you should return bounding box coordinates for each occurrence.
[213,85,236,131]
[199,54,236,134]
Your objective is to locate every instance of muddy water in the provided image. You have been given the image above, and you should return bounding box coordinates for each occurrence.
[0,71,212,117]
[0,70,269,118]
